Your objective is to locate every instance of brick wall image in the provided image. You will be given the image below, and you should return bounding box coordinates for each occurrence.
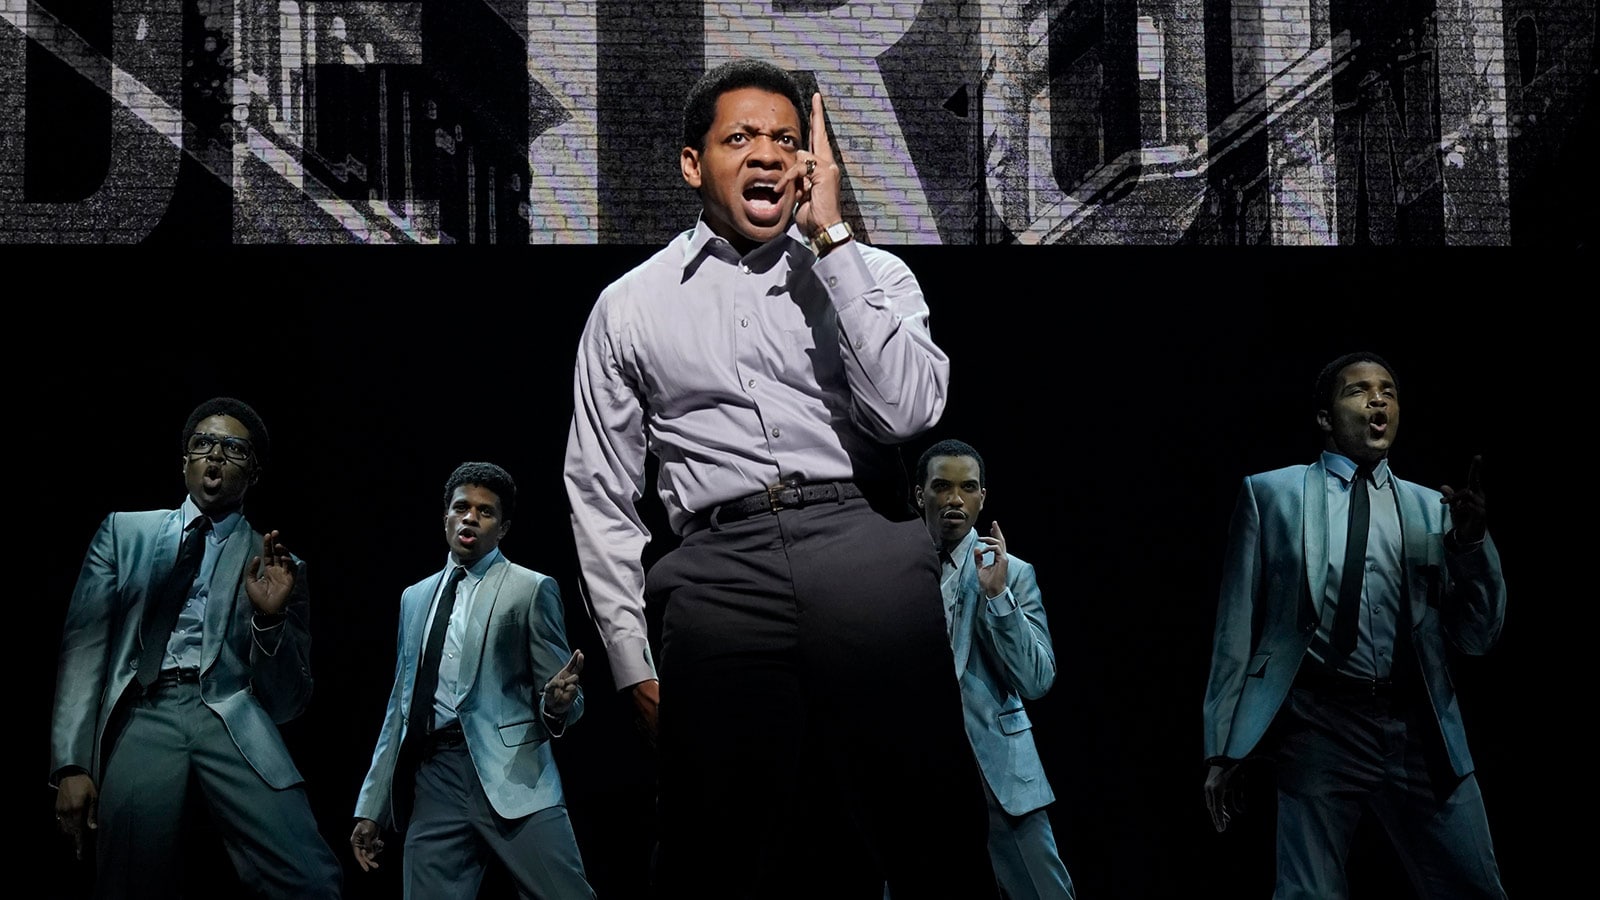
[1,0,1593,244]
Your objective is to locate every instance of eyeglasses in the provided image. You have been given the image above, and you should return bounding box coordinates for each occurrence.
[186,432,255,463]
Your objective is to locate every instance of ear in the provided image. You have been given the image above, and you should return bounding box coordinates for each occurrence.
[500,521,512,540]
[976,487,986,512]
[681,146,702,189]
[914,486,925,508]
[1315,409,1332,434]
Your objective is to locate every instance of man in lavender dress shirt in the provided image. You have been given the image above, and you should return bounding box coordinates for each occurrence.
[564,59,995,899]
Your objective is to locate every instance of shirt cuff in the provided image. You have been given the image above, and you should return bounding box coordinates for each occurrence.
[607,636,658,690]
[251,613,287,656]
[810,240,877,309]
[540,699,569,738]
[50,765,89,788]
[985,587,1019,617]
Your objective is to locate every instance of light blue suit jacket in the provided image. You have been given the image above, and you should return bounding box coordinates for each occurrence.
[50,508,315,789]
[950,547,1058,816]
[1203,460,1507,778]
[355,553,582,827]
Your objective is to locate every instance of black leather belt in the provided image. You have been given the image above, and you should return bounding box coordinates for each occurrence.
[423,723,466,755]
[149,668,201,690]
[713,481,864,524]
[1295,662,1395,698]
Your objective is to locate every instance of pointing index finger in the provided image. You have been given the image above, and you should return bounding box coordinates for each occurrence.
[810,92,832,164]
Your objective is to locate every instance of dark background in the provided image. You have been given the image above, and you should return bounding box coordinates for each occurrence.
[19,245,1579,899]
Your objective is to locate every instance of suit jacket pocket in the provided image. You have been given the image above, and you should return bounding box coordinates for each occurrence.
[998,707,1032,736]
[1247,651,1271,678]
[498,719,539,748]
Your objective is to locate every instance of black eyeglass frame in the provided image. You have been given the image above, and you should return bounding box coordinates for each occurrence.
[185,432,256,464]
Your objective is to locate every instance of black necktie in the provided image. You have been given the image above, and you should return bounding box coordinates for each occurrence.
[408,566,467,740]
[137,517,212,686]
[1330,464,1374,658]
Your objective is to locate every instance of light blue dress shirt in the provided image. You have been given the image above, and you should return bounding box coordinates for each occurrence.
[419,548,503,731]
[1308,451,1403,679]
[162,497,244,672]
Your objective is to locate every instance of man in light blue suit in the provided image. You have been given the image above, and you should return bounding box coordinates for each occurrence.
[49,397,341,899]
[1203,352,1508,898]
[351,461,593,899]
[912,439,1075,900]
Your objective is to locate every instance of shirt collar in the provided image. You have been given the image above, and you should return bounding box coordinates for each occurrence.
[1321,450,1392,490]
[680,214,809,271]
[445,546,502,582]
[180,496,243,541]
[941,526,981,570]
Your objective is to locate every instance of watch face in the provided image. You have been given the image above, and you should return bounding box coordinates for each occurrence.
[827,222,850,241]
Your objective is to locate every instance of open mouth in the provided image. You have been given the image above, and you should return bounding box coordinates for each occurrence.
[742,181,785,224]
[456,530,478,547]
[941,509,967,522]
[1368,412,1389,437]
[202,464,224,491]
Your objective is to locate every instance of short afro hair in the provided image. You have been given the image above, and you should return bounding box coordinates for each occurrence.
[443,462,517,522]
[683,59,810,152]
[1314,351,1399,413]
[915,438,986,489]
[183,397,269,469]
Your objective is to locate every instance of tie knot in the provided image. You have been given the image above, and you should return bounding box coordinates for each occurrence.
[183,517,213,548]
[1353,462,1376,484]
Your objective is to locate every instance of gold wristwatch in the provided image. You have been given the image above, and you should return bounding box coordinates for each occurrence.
[810,221,853,257]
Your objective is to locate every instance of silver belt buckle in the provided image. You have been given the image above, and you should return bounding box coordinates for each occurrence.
[766,481,800,512]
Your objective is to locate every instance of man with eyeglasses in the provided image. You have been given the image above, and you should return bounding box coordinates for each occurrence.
[49,397,342,899]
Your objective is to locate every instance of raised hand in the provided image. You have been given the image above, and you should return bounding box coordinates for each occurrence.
[544,649,585,719]
[776,92,844,240]
[975,521,1010,600]
[245,529,296,615]
[1440,455,1487,543]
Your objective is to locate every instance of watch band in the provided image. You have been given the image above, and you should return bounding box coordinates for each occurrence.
[810,220,853,257]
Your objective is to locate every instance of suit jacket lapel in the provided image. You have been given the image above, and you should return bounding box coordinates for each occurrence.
[950,558,980,676]
[403,572,448,697]
[456,556,508,698]
[1393,477,1430,630]
[1301,462,1328,634]
[139,511,186,645]
[201,519,253,673]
